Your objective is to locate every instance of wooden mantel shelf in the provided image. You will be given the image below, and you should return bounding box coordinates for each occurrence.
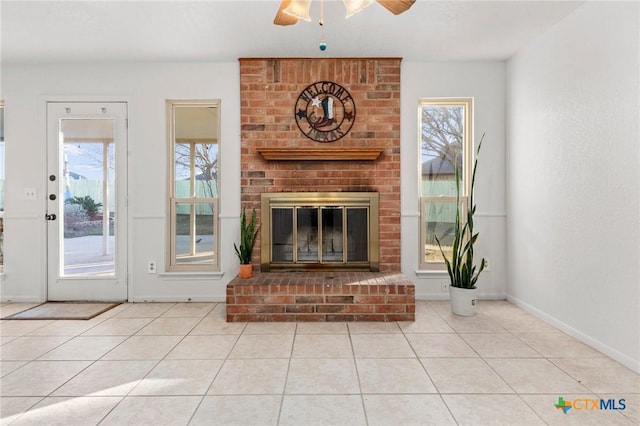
[257,147,384,161]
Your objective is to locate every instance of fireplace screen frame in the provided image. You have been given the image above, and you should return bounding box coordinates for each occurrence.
[260,192,379,272]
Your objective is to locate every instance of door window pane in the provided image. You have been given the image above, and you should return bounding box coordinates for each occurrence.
[61,118,115,277]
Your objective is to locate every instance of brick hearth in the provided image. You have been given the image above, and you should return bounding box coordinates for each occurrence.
[226,272,415,322]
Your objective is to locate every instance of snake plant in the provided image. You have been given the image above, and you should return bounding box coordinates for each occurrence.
[234,208,260,264]
[436,134,486,289]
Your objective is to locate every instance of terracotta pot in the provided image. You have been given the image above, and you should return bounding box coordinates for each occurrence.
[238,264,253,278]
[449,286,477,316]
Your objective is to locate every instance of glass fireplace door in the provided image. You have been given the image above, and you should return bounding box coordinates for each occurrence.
[297,207,318,262]
[272,208,293,262]
[262,192,379,272]
[268,204,369,269]
[321,208,343,262]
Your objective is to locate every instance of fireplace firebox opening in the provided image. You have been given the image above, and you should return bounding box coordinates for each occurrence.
[261,192,379,272]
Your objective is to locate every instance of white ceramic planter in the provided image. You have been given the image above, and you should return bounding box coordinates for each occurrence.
[449,286,478,316]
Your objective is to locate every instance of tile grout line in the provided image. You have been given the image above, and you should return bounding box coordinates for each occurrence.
[274,321,298,426]
[89,302,208,425]
[349,322,371,426]
[176,302,246,426]
[90,304,176,426]
[2,301,639,425]
[472,312,549,425]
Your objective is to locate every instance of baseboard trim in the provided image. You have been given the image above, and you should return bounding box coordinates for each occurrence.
[130,296,226,303]
[507,295,640,373]
[0,296,44,303]
[415,292,507,301]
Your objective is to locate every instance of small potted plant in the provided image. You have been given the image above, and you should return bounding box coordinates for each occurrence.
[436,135,486,316]
[234,207,260,278]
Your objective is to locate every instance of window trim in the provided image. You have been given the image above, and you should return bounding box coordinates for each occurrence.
[166,99,221,272]
[0,100,4,274]
[418,98,473,271]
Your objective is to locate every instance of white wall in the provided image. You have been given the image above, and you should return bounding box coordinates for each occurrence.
[1,62,241,302]
[401,62,507,300]
[2,60,508,303]
[507,1,639,371]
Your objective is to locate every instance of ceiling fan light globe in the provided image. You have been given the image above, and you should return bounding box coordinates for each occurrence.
[343,0,374,18]
[283,0,313,21]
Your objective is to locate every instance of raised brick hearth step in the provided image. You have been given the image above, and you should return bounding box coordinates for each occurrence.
[226,272,415,322]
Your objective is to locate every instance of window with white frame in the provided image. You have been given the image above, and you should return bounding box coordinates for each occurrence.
[167,100,220,272]
[419,98,472,270]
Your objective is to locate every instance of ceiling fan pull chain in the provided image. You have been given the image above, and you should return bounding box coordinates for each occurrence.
[319,0,327,51]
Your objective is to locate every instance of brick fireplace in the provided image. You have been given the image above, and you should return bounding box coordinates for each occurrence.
[227,58,413,321]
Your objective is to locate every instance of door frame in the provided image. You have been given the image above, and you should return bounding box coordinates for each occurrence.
[42,96,132,302]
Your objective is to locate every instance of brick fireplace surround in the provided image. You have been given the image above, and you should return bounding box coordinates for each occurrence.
[227,58,414,322]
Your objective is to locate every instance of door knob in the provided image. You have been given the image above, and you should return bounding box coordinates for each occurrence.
[45,213,57,221]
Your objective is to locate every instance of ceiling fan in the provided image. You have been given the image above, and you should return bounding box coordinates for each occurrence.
[274,0,416,26]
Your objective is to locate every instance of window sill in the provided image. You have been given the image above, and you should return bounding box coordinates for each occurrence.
[157,271,225,280]
[415,269,449,278]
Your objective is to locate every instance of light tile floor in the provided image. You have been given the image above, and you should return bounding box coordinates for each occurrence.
[1,301,638,425]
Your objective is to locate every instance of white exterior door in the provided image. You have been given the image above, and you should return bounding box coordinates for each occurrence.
[46,102,128,301]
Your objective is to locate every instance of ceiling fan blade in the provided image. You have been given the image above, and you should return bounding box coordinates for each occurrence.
[274,0,299,26]
[376,0,416,15]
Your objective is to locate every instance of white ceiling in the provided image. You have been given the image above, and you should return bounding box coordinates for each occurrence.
[1,0,585,64]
